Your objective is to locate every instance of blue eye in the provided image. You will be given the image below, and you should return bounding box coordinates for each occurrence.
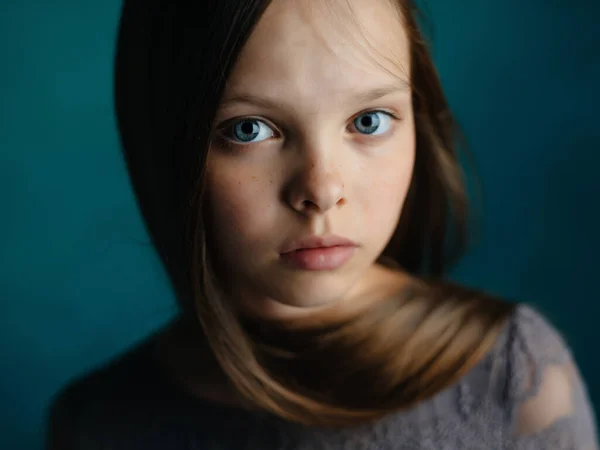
[353,111,393,135]
[228,119,275,144]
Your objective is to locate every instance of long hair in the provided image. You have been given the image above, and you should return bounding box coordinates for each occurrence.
[115,0,515,427]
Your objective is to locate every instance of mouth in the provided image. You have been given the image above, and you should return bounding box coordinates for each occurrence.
[279,235,358,271]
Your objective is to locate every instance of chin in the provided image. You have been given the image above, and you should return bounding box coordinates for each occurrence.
[274,292,337,309]
[283,279,361,314]
[239,279,353,322]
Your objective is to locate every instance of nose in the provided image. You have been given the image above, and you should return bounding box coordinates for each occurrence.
[286,154,346,216]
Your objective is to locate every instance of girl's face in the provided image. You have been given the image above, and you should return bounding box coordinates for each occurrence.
[206,0,415,321]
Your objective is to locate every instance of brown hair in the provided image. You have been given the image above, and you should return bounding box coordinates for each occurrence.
[115,0,515,427]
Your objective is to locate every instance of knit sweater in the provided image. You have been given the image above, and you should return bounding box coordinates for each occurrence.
[47,305,598,449]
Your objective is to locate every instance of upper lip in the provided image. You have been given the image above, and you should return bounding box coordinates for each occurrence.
[280,235,358,254]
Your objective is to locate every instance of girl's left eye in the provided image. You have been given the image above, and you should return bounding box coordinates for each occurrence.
[351,111,394,136]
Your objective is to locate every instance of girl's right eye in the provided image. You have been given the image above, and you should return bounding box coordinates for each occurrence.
[220,118,276,145]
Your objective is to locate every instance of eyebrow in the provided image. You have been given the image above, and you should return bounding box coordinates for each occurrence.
[219,81,411,111]
[351,82,412,104]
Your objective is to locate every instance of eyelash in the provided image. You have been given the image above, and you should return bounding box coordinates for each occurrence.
[214,109,400,149]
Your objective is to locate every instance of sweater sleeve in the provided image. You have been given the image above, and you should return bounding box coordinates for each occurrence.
[505,305,598,450]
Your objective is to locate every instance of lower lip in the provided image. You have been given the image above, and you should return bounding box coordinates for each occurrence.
[280,246,356,271]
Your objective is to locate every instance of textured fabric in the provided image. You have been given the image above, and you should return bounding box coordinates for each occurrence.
[47,305,598,449]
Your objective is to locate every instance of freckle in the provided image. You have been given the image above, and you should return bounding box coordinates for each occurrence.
[252,176,257,182]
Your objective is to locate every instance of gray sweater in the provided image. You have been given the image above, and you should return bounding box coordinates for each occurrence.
[48,305,598,449]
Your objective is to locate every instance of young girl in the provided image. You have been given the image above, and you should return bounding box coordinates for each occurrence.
[48,0,598,448]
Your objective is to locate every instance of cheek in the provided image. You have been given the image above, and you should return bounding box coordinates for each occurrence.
[362,137,415,226]
[205,160,277,253]
[366,168,412,233]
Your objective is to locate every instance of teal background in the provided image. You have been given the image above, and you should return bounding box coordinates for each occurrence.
[0,1,598,448]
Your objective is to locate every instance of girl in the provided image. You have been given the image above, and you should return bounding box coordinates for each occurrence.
[48,0,598,448]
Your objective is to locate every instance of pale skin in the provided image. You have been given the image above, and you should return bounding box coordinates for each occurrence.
[205,0,416,325]
[159,0,417,400]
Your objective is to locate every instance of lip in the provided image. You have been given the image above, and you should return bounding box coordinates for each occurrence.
[279,235,358,271]
[280,235,358,254]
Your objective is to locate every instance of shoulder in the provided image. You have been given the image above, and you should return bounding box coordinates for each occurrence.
[499,304,598,447]
[504,304,573,380]
[46,338,166,449]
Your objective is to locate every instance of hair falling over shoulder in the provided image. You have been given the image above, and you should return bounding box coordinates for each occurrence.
[115,0,517,427]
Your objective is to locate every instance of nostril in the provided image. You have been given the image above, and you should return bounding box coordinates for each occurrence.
[302,200,319,211]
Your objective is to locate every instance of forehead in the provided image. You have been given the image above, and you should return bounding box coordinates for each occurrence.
[223,0,411,109]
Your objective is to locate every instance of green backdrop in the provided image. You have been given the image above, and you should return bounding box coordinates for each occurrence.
[1,1,598,449]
